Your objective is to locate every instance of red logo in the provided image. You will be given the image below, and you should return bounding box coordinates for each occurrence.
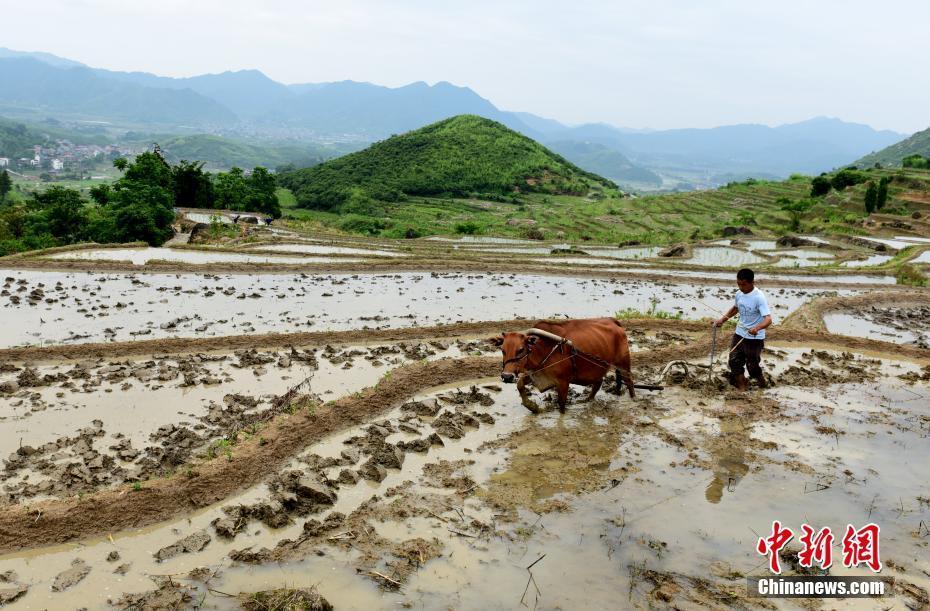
[756,521,794,574]
[798,524,834,570]
[842,523,882,572]
[757,522,881,574]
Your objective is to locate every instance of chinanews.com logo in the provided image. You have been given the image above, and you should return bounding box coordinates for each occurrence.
[747,521,891,598]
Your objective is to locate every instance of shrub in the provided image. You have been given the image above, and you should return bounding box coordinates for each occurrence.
[454,222,480,235]
[339,215,388,235]
[830,169,867,191]
[896,263,927,287]
[902,154,929,169]
[810,175,832,197]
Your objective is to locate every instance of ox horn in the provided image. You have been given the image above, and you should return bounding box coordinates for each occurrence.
[527,328,573,347]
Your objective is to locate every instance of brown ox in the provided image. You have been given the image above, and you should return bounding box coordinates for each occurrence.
[490,317,634,413]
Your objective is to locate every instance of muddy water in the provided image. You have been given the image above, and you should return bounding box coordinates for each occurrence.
[247,243,407,257]
[824,312,926,345]
[766,249,835,268]
[0,271,835,347]
[602,266,893,285]
[682,247,768,267]
[842,254,894,267]
[530,257,622,265]
[45,248,360,266]
[424,236,538,244]
[1,350,927,608]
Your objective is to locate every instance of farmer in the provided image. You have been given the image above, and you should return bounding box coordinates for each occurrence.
[712,268,772,390]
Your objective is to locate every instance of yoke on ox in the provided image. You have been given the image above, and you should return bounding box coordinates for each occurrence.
[490,317,635,413]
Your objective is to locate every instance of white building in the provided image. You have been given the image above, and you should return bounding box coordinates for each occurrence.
[0,158,9,167]
[51,159,64,171]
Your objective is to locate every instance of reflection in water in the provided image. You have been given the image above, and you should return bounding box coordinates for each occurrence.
[704,412,751,504]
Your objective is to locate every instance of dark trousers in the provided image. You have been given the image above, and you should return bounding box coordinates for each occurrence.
[728,335,764,378]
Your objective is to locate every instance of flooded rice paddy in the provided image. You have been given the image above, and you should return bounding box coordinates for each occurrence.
[682,247,769,267]
[45,248,359,266]
[0,270,839,347]
[245,243,407,257]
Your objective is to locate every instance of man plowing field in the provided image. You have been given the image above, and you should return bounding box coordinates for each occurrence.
[713,268,773,390]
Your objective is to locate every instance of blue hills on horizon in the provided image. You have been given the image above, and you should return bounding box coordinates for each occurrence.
[0,47,909,187]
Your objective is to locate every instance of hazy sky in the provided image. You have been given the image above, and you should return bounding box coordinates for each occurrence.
[2,0,927,133]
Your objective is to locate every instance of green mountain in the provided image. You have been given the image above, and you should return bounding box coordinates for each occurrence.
[279,115,617,210]
[154,134,331,170]
[855,127,930,167]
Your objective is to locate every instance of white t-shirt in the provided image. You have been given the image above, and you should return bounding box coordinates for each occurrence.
[734,287,771,340]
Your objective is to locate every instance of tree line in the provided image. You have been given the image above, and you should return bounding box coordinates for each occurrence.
[0,149,280,256]
[809,168,890,214]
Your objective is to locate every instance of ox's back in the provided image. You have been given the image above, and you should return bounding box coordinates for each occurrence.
[532,317,629,362]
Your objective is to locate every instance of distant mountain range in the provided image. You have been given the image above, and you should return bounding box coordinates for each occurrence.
[0,47,910,189]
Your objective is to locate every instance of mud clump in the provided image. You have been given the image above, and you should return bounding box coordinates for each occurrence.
[431,410,479,439]
[400,398,441,417]
[154,530,211,561]
[776,235,820,248]
[659,244,687,257]
[51,559,90,592]
[422,460,477,493]
[267,471,337,516]
[358,460,388,482]
[115,582,197,609]
[722,225,754,236]
[0,586,27,605]
[367,440,405,470]
[239,586,333,611]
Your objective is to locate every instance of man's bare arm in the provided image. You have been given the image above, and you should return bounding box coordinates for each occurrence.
[748,314,773,336]
[713,305,738,327]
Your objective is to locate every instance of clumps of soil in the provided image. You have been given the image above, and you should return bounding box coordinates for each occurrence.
[0,585,27,606]
[658,244,687,257]
[861,304,930,348]
[421,460,477,493]
[0,351,304,502]
[215,471,338,540]
[630,565,774,609]
[1,420,128,500]
[113,581,197,609]
[154,529,211,561]
[51,558,90,591]
[0,571,27,605]
[899,364,930,383]
[778,350,881,387]
[239,586,333,611]
[776,235,821,248]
